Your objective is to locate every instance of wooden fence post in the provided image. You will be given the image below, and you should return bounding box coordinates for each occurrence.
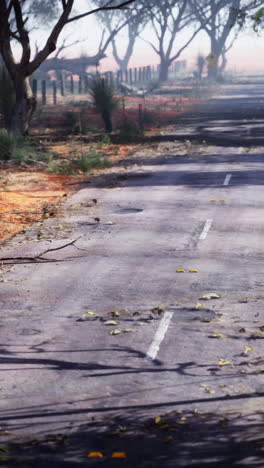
[60,73,64,96]
[32,78,37,98]
[52,80,57,105]
[70,75,74,94]
[84,74,89,93]
[41,80,46,105]
[78,75,82,94]
[129,68,133,84]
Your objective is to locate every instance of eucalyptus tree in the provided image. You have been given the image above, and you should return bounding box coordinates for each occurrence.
[95,0,149,72]
[191,0,262,78]
[0,0,138,135]
[142,0,202,82]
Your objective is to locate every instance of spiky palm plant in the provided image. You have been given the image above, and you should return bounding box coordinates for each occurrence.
[89,76,119,133]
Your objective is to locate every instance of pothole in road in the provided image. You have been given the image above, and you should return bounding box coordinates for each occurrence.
[115,208,143,214]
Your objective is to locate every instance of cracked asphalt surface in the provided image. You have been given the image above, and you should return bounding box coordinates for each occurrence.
[0,83,264,466]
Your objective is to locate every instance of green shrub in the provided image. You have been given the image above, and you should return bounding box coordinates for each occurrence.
[63,110,89,134]
[49,161,74,175]
[67,100,90,107]
[118,120,142,142]
[75,150,110,172]
[0,130,21,160]
[0,66,16,130]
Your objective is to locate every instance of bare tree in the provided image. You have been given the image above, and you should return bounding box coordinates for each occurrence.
[0,0,138,135]
[142,0,202,82]
[192,0,262,79]
[96,2,148,72]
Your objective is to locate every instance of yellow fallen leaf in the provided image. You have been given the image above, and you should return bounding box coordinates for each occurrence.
[111,452,127,458]
[83,311,98,317]
[123,328,137,333]
[110,329,122,335]
[218,359,231,366]
[111,425,127,436]
[155,416,162,424]
[104,320,119,326]
[209,333,225,338]
[176,270,185,273]
[210,200,216,202]
[111,311,120,317]
[195,302,203,309]
[151,306,164,314]
[162,436,173,443]
[200,293,221,300]
[106,221,115,225]
[244,346,255,353]
[87,452,104,458]
[189,270,198,273]
[220,200,226,202]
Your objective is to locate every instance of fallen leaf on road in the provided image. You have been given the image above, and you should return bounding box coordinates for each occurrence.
[151,306,164,314]
[78,312,99,321]
[202,385,215,394]
[162,436,173,443]
[106,221,116,225]
[200,293,221,300]
[155,416,162,424]
[259,326,264,332]
[123,328,137,333]
[110,329,122,335]
[239,328,246,333]
[189,270,198,273]
[104,320,119,326]
[209,333,225,338]
[210,200,216,202]
[87,452,104,458]
[195,302,203,309]
[218,359,231,366]
[137,322,148,326]
[111,452,127,458]
[244,346,255,353]
[111,311,120,318]
[176,270,185,273]
[133,312,140,316]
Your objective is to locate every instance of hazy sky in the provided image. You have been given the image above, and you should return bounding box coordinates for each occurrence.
[60,11,264,73]
[31,7,264,73]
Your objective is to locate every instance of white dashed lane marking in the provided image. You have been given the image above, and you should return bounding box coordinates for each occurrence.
[199,219,213,240]
[223,174,232,186]
[145,311,174,361]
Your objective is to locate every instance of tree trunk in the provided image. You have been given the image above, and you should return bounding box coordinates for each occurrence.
[159,60,170,82]
[11,76,37,135]
[102,109,112,134]
[207,40,221,80]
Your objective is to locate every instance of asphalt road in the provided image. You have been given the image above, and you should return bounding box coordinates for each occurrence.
[0,84,264,467]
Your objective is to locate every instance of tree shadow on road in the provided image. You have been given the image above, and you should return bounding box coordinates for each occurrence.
[3,405,264,467]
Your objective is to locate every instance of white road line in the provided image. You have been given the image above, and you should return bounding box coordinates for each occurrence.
[145,311,174,361]
[199,219,213,240]
[223,174,232,186]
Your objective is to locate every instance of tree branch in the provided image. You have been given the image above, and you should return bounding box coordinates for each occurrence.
[67,0,138,24]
